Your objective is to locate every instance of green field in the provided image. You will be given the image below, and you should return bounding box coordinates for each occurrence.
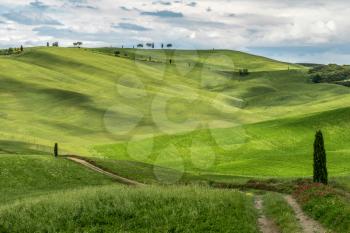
[1,46,350,231]
[0,184,258,233]
[1,47,350,178]
[0,155,115,204]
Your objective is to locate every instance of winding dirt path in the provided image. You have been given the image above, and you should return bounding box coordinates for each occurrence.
[284,195,326,233]
[255,196,280,233]
[66,156,329,233]
[67,157,145,186]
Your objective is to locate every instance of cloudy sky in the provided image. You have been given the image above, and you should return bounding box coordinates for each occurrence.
[0,0,349,64]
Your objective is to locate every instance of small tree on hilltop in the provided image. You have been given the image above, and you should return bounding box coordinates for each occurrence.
[313,130,328,184]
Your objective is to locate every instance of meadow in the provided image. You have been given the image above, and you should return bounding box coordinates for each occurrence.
[0,155,115,204]
[0,185,259,233]
[2,47,350,178]
[1,47,350,232]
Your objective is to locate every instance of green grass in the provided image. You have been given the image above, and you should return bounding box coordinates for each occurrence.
[3,47,308,155]
[90,48,304,72]
[0,185,259,233]
[2,46,350,178]
[263,193,302,233]
[83,156,255,185]
[294,183,350,233]
[0,155,115,204]
[1,46,350,231]
[84,157,203,184]
[332,176,350,192]
[93,106,350,178]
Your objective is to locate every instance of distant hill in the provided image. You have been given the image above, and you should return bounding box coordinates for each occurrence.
[89,48,304,72]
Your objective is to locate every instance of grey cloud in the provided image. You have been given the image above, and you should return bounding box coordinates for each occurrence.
[32,26,146,45]
[228,13,291,27]
[30,0,50,10]
[74,4,97,9]
[187,2,197,7]
[141,10,183,18]
[163,17,232,30]
[3,11,62,25]
[120,6,131,11]
[33,26,76,37]
[152,1,172,6]
[63,0,97,10]
[113,23,151,31]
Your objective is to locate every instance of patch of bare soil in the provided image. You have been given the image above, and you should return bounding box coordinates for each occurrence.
[255,196,280,233]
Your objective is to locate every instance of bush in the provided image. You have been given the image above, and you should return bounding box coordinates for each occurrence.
[239,69,249,76]
[309,64,350,85]
[294,183,350,232]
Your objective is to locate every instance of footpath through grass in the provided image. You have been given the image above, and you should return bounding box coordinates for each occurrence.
[0,155,115,204]
[263,193,302,233]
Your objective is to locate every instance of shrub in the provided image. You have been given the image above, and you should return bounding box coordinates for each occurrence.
[294,183,350,232]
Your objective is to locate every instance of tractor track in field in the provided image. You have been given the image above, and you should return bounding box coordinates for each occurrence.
[66,156,145,186]
[284,195,327,233]
[255,196,280,233]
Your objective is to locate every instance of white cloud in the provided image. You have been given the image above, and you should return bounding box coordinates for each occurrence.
[0,0,349,63]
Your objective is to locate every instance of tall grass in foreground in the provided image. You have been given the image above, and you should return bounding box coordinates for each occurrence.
[0,185,259,233]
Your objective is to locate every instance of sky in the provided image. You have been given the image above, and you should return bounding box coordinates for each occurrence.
[0,0,349,64]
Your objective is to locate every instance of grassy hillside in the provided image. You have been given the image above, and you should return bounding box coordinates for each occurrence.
[0,155,115,204]
[0,185,259,233]
[90,48,304,72]
[1,46,350,232]
[93,107,350,178]
[1,46,350,178]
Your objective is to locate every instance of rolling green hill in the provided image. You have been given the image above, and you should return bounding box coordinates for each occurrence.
[1,46,350,232]
[1,47,350,179]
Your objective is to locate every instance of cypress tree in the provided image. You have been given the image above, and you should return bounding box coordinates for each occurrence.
[54,143,58,158]
[313,130,328,184]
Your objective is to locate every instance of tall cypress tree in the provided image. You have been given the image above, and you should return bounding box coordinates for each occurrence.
[54,143,58,158]
[313,130,328,184]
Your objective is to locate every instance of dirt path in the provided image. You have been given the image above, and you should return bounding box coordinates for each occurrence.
[67,157,145,186]
[284,195,326,233]
[255,196,280,233]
